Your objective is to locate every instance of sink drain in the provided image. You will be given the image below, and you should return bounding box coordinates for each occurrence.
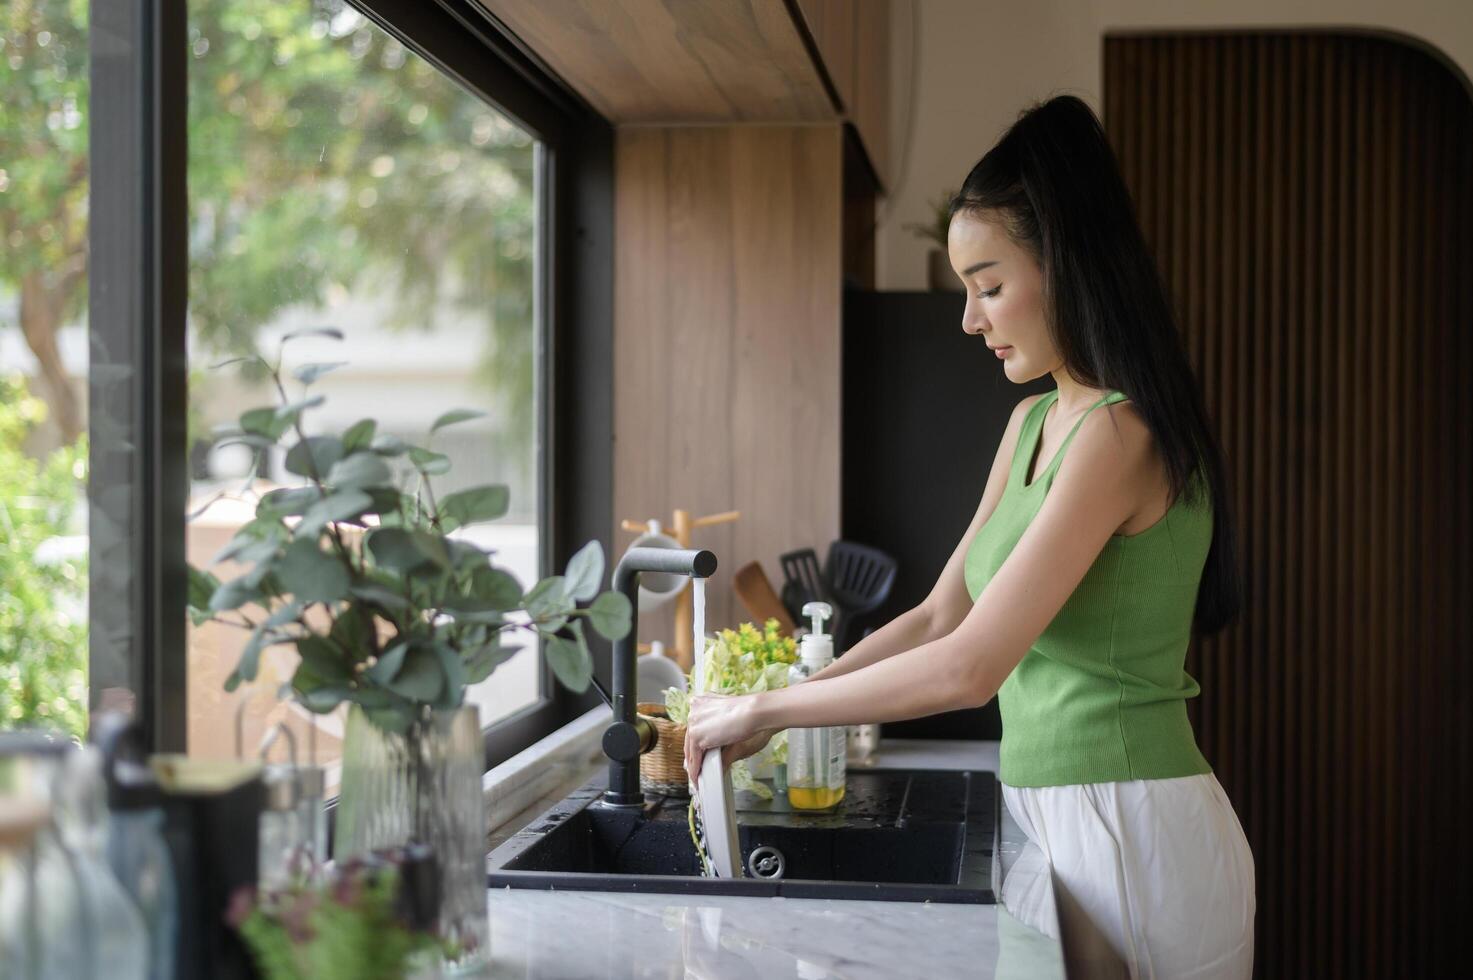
[747,845,786,879]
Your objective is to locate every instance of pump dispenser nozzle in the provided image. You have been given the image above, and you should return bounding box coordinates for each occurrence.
[801,601,832,637]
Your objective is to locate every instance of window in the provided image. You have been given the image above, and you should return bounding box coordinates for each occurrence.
[183,1,545,775]
[4,0,612,768]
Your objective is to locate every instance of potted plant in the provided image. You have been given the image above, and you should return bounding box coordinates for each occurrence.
[228,851,446,980]
[187,328,631,971]
[903,189,965,292]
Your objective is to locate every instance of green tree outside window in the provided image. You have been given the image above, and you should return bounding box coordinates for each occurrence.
[0,374,88,738]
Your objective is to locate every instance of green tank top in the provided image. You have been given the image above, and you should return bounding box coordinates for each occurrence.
[964,389,1214,788]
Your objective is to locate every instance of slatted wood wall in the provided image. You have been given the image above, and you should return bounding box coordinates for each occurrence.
[1104,33,1473,978]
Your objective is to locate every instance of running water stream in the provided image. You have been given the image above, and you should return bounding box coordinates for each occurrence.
[692,575,706,690]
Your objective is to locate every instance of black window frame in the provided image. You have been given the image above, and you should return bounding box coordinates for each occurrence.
[89,0,613,769]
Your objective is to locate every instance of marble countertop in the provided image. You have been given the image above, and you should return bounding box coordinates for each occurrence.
[483,737,1065,979]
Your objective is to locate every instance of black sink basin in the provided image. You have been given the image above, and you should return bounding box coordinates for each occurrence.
[486,769,997,903]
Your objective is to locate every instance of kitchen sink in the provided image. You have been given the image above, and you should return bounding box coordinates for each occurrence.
[486,768,997,903]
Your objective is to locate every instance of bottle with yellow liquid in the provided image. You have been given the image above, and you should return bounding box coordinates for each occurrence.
[786,602,846,810]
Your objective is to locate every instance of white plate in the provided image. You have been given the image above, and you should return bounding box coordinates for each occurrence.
[698,751,742,878]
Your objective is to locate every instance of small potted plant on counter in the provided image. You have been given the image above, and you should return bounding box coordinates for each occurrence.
[903,189,966,292]
[188,328,631,973]
[228,849,445,980]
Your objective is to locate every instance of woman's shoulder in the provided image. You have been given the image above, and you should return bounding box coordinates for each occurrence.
[996,393,1050,448]
[1017,392,1050,411]
[1010,392,1050,422]
[1066,395,1158,480]
[984,394,1052,482]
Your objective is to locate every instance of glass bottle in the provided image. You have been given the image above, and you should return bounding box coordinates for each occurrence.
[94,712,178,979]
[0,732,88,978]
[255,721,327,888]
[0,793,50,978]
[257,763,302,891]
[295,763,328,882]
[846,723,881,764]
[54,746,148,980]
[106,798,177,980]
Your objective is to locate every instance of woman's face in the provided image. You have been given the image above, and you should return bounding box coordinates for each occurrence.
[946,210,1060,383]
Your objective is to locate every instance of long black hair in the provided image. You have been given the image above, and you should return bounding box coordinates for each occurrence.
[950,95,1243,636]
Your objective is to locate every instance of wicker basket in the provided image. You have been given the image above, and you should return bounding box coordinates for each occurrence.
[637,702,690,797]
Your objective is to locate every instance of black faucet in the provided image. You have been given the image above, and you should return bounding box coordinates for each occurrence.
[600,545,717,808]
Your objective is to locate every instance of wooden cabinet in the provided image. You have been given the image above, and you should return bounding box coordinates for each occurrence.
[795,0,892,189]
[797,0,857,110]
[477,0,834,122]
[478,1,891,186]
[475,1,874,634]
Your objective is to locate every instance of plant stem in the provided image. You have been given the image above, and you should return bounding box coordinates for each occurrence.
[414,466,442,532]
[268,359,360,606]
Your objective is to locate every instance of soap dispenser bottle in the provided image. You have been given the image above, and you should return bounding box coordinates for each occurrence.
[786,602,846,809]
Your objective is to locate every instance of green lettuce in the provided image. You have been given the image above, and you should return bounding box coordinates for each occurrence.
[664,619,799,794]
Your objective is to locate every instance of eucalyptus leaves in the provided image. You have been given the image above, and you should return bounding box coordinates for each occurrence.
[186,328,631,735]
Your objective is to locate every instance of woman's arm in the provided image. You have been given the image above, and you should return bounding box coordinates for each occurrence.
[686,401,1157,774]
[806,394,1044,683]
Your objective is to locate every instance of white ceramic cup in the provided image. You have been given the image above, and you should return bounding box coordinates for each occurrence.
[636,647,687,703]
[625,529,688,613]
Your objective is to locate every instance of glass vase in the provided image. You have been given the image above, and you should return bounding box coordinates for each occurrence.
[336,704,488,974]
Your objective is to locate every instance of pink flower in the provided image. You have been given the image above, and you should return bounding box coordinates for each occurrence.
[224,885,257,929]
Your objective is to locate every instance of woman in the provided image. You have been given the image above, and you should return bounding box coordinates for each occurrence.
[684,95,1255,978]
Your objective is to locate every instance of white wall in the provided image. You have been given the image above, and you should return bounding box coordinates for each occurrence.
[876,0,1473,290]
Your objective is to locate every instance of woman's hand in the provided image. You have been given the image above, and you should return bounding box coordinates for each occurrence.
[682,692,777,789]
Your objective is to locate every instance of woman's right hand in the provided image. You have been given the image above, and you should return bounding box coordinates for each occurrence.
[717,727,780,769]
[684,723,781,790]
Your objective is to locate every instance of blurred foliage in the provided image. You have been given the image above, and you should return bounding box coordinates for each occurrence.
[903,189,957,249]
[184,0,538,443]
[2,0,538,453]
[0,374,88,738]
[0,0,89,288]
[230,857,447,980]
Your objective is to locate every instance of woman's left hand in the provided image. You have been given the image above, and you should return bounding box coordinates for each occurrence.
[683,692,769,789]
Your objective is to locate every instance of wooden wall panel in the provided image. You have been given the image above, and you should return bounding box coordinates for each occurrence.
[613,126,843,640]
[1104,32,1473,979]
[476,0,835,122]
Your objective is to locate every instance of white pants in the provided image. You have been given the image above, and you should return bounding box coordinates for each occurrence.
[1001,773,1255,979]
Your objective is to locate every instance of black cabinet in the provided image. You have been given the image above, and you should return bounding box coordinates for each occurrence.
[841,289,1051,740]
